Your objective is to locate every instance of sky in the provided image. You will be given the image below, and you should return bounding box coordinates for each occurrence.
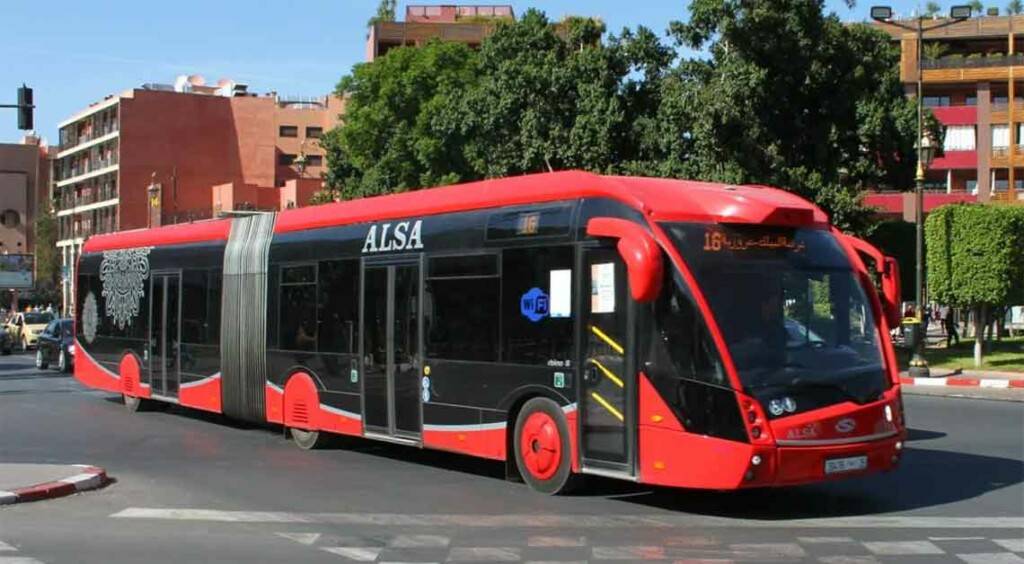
[1,0,924,145]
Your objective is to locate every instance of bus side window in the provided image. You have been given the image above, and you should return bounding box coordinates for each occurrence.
[279,264,317,352]
[425,254,499,362]
[651,271,726,387]
[318,259,360,354]
[500,246,574,365]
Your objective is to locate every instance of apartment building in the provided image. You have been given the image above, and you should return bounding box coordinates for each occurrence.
[366,4,515,61]
[54,75,342,312]
[0,135,51,257]
[870,15,1024,216]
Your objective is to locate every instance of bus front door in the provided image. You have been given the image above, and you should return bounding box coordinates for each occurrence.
[149,272,181,399]
[579,248,635,477]
[361,261,422,441]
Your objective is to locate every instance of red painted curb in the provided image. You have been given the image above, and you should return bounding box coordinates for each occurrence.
[900,376,1024,388]
[0,465,108,505]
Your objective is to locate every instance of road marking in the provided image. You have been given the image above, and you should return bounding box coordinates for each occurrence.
[447,547,520,561]
[798,536,855,544]
[0,542,13,552]
[321,546,380,561]
[932,537,988,541]
[275,532,321,545]
[110,508,1024,530]
[0,558,45,564]
[863,540,945,555]
[957,554,1024,564]
[388,534,449,548]
[818,557,880,564]
[994,539,1024,552]
[527,536,586,547]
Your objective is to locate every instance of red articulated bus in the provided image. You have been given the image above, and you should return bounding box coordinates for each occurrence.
[73,171,906,494]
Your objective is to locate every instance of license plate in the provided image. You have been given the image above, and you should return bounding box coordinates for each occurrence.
[824,455,868,474]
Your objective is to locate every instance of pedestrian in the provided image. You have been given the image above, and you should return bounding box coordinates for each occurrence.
[945,305,960,347]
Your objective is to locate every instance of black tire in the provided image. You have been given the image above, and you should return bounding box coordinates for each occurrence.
[513,397,581,495]
[58,350,70,373]
[123,394,159,413]
[2,345,10,355]
[290,427,332,450]
[35,348,48,369]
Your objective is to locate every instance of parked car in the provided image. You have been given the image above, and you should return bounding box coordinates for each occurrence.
[35,318,74,373]
[0,326,12,355]
[5,311,55,351]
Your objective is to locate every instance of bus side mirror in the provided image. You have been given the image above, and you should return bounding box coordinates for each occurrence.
[585,217,663,303]
[882,256,901,328]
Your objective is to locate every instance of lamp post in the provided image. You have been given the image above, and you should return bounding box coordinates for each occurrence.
[871,5,969,378]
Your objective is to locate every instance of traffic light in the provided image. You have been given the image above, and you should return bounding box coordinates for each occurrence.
[17,85,32,130]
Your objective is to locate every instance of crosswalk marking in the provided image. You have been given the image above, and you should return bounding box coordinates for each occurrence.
[321,546,381,561]
[275,532,321,545]
[863,540,945,555]
[957,553,1024,564]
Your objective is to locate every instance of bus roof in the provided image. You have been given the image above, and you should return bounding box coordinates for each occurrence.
[82,170,829,253]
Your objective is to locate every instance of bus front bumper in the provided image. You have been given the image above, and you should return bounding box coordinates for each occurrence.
[759,433,904,487]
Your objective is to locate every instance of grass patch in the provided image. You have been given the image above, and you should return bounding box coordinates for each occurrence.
[897,336,1024,372]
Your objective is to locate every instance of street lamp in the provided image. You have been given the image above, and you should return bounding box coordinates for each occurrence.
[871,5,969,378]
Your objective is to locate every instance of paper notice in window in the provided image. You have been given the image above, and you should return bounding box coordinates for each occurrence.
[591,262,616,313]
[549,269,571,318]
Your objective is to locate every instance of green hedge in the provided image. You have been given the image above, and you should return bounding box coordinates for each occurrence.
[925,204,1024,308]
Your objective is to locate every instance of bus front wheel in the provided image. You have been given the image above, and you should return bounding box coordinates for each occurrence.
[123,394,159,412]
[514,397,580,495]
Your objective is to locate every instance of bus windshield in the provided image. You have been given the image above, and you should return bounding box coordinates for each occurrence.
[663,223,888,412]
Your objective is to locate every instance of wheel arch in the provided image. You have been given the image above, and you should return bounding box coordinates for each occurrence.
[500,386,576,481]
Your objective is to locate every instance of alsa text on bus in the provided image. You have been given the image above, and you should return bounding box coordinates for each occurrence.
[362,220,424,253]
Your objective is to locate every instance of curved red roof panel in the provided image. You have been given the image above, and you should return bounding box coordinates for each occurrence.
[81,171,829,252]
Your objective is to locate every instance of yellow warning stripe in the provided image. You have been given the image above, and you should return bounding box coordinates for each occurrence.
[590,391,625,422]
[588,358,624,388]
[589,325,624,355]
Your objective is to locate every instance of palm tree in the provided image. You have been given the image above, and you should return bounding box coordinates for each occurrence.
[969,0,985,13]
[925,1,943,16]
[1008,0,1023,14]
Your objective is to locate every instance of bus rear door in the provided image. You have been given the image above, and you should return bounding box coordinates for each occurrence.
[149,271,182,399]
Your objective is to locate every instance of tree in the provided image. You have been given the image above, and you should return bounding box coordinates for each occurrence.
[969,0,985,13]
[666,0,927,234]
[923,41,950,60]
[925,204,1024,366]
[32,207,61,311]
[924,1,942,16]
[367,0,396,27]
[1007,0,1023,14]
[321,40,480,198]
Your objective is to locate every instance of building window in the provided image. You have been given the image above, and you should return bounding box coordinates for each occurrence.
[501,246,574,365]
[279,125,298,138]
[305,126,323,139]
[966,96,978,105]
[944,125,976,151]
[425,254,500,362]
[992,124,1010,149]
[279,153,296,165]
[0,210,20,227]
[306,154,323,166]
[923,96,951,107]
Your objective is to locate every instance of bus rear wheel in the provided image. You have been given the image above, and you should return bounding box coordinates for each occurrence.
[290,427,331,450]
[123,394,158,412]
[514,397,580,495]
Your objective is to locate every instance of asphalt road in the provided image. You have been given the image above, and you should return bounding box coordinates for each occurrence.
[0,352,1022,564]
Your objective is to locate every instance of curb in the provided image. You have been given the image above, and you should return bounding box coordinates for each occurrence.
[0,465,108,505]
[900,376,1024,389]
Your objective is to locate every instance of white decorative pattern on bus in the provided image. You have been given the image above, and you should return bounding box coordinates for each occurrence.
[99,247,152,330]
[81,291,98,344]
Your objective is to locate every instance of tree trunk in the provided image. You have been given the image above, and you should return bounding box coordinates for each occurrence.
[974,304,987,367]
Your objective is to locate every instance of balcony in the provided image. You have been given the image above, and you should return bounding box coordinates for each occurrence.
[922,53,1024,70]
[56,161,118,188]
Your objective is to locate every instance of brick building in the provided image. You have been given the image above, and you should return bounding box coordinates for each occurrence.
[366,4,515,61]
[54,75,343,312]
[868,14,1024,216]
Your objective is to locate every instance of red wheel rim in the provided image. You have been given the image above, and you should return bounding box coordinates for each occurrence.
[520,411,562,481]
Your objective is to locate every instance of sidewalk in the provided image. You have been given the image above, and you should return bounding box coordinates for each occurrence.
[900,369,1024,389]
[0,463,108,505]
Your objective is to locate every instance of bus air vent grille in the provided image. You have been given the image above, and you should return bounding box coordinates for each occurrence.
[291,402,309,425]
